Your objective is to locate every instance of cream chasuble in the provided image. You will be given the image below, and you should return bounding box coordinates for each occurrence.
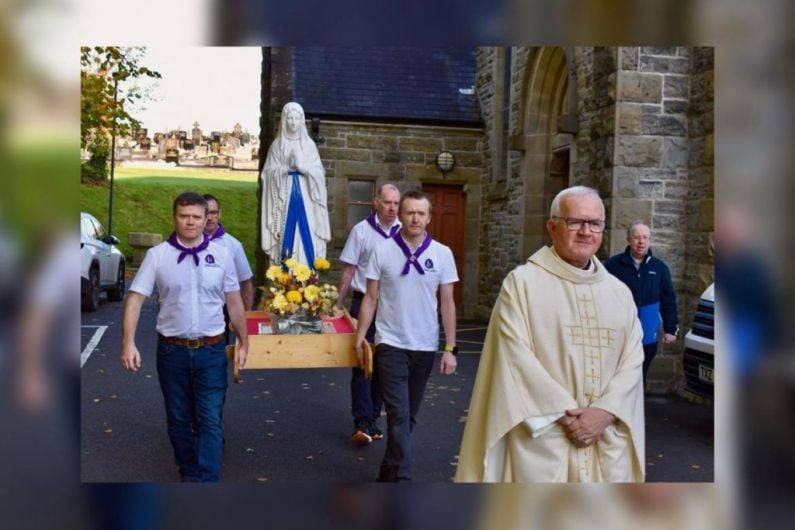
[455,246,645,482]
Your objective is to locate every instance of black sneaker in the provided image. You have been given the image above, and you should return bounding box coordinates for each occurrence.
[352,421,372,446]
[368,421,384,440]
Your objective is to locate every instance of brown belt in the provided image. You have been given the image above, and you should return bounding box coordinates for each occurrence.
[157,333,225,349]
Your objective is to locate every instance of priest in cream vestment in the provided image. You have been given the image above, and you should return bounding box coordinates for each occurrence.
[455,186,645,482]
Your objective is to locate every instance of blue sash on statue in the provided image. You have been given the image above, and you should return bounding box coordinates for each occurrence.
[281,170,316,266]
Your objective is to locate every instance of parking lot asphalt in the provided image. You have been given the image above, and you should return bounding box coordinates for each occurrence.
[81,296,713,483]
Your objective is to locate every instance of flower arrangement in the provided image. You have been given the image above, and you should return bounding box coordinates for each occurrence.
[258,257,338,318]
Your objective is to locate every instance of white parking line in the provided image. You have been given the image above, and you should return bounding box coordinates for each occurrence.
[81,325,108,368]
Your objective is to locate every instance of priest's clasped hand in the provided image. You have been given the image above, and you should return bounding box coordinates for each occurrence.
[558,407,616,448]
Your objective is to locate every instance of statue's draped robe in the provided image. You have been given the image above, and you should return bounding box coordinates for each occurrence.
[260,127,330,265]
[455,246,645,482]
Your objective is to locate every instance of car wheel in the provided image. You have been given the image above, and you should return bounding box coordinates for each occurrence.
[107,260,125,302]
[82,266,100,311]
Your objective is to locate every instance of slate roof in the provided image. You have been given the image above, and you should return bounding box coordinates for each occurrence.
[292,47,481,126]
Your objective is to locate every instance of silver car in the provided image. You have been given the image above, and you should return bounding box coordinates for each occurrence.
[81,212,125,311]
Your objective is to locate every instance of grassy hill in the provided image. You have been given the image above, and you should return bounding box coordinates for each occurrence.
[80,166,260,268]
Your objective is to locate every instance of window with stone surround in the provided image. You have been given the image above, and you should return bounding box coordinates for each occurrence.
[347,179,375,229]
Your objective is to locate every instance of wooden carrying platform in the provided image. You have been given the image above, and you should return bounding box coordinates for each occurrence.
[227,310,372,383]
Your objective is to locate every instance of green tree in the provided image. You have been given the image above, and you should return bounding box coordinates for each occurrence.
[80,46,161,182]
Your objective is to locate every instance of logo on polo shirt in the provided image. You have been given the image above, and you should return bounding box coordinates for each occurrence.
[205,254,216,264]
[424,258,437,273]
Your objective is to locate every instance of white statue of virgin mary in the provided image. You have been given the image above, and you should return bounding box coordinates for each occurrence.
[260,102,331,265]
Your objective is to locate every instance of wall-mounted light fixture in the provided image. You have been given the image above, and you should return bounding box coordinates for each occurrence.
[435,150,455,177]
[311,116,325,144]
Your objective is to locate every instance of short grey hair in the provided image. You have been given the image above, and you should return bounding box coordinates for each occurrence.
[627,219,651,238]
[549,186,604,218]
[377,183,400,198]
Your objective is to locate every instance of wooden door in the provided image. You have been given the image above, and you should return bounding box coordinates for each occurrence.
[421,183,466,305]
[545,147,570,246]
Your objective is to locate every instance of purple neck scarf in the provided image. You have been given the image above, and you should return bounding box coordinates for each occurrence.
[393,232,432,275]
[366,212,400,239]
[209,222,226,241]
[167,232,210,266]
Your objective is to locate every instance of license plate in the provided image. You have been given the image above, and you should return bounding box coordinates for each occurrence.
[698,364,713,383]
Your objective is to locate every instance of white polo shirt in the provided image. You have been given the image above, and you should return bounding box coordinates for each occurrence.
[339,215,400,294]
[211,232,253,282]
[365,235,458,351]
[130,239,239,338]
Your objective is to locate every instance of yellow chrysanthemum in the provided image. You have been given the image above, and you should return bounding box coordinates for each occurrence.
[284,258,299,270]
[304,284,320,302]
[266,265,282,281]
[286,290,303,303]
[294,264,312,282]
[313,258,331,271]
[271,294,287,310]
[277,271,291,285]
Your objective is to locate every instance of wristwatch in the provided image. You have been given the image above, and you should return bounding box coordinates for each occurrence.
[443,344,459,356]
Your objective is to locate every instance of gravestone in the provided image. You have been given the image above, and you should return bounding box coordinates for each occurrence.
[115,147,132,161]
[165,135,179,163]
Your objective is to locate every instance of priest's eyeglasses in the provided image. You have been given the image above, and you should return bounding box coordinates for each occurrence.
[552,217,606,233]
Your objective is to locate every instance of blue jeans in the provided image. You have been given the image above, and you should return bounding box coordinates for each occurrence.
[374,343,435,482]
[349,294,383,427]
[156,339,228,482]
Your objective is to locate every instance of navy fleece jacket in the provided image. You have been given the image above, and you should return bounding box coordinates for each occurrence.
[604,247,678,345]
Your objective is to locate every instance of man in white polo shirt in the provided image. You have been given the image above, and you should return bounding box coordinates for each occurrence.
[121,192,249,482]
[202,193,254,351]
[202,193,254,310]
[336,183,400,446]
[355,189,458,482]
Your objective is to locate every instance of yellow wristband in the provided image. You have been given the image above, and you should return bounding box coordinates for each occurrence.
[444,344,455,352]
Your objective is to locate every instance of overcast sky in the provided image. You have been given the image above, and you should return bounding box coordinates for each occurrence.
[128,47,262,137]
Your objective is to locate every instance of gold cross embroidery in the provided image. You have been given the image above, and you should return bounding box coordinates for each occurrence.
[586,328,601,346]
[567,326,584,345]
[600,328,614,346]
[585,347,600,358]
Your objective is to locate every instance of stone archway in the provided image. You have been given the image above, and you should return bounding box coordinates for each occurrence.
[516,47,575,259]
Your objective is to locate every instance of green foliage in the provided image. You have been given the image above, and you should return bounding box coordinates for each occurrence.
[79,168,259,268]
[80,161,106,183]
[80,46,161,158]
[81,134,110,182]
